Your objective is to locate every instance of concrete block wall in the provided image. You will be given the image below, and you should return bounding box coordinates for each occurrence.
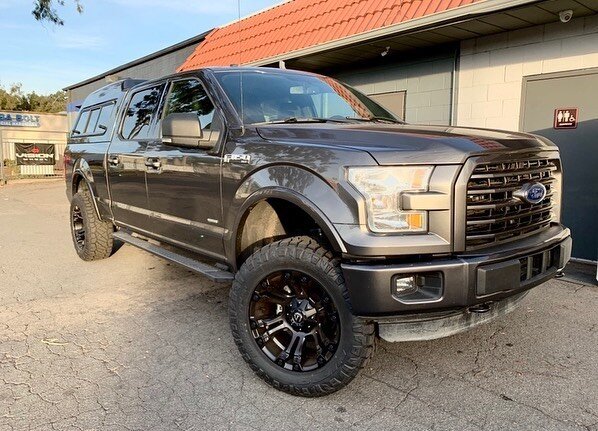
[456,14,598,131]
[335,56,454,125]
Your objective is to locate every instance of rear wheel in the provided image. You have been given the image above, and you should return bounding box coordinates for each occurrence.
[229,236,375,396]
[70,187,114,261]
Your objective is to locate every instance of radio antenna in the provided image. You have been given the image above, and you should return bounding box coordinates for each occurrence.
[238,0,245,131]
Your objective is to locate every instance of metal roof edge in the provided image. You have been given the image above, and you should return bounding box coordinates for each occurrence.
[63,30,212,91]
[246,0,543,66]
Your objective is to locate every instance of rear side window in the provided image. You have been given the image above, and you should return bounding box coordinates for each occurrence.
[73,110,90,136]
[71,101,115,137]
[95,103,114,132]
[87,108,101,133]
[121,85,164,140]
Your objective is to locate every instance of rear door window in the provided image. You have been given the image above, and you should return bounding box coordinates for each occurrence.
[121,85,164,140]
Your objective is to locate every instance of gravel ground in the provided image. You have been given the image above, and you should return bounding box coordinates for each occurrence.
[1,180,597,431]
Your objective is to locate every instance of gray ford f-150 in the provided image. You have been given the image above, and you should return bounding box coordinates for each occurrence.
[65,67,571,396]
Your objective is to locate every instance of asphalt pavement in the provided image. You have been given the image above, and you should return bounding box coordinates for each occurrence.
[1,180,597,431]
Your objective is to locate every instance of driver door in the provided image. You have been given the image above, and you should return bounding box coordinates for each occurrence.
[144,78,226,260]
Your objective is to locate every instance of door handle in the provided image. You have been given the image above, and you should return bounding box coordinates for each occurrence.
[145,158,161,170]
[108,156,119,166]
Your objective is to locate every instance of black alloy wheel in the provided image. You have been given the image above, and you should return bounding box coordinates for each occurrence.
[249,270,340,372]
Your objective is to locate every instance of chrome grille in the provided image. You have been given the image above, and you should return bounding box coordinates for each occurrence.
[466,159,557,249]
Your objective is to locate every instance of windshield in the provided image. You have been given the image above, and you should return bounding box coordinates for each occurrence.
[214,70,398,125]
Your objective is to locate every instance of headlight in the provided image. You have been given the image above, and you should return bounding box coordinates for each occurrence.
[347,166,433,233]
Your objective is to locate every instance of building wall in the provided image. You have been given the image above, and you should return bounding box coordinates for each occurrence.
[334,54,455,126]
[66,43,200,126]
[1,112,68,176]
[456,14,598,131]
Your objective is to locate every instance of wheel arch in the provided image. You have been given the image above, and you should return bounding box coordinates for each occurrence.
[232,189,347,270]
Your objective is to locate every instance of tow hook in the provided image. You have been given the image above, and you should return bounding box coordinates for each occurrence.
[469,303,492,314]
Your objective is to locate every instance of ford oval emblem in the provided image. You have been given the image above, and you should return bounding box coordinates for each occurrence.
[514,182,547,204]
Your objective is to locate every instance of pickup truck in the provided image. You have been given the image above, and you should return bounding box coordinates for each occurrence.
[65,67,571,396]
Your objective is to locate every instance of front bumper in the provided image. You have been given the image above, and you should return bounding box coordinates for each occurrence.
[377,291,529,342]
[342,225,571,317]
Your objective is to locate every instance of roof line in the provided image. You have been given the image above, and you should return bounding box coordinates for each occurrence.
[216,0,292,29]
[246,0,543,66]
[63,30,212,91]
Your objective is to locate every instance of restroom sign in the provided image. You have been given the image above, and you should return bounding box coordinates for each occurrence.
[554,108,578,129]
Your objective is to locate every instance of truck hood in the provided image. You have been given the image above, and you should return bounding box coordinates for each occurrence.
[256,123,556,164]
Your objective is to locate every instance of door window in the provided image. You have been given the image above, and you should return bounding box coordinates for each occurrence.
[164,79,218,142]
[121,85,164,140]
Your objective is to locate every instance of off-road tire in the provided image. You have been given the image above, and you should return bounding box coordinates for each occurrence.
[70,188,114,261]
[229,236,375,397]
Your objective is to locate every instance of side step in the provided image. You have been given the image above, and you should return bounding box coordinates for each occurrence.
[113,231,234,283]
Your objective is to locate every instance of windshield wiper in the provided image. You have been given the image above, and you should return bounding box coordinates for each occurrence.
[345,116,403,124]
[259,117,352,125]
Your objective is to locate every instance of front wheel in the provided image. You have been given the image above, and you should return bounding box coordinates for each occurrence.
[229,236,375,397]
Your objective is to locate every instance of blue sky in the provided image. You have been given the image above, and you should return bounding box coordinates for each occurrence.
[0,0,282,94]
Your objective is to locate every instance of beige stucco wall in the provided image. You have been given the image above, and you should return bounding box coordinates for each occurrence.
[456,14,598,131]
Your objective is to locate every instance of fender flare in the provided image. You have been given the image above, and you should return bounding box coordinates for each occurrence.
[225,165,358,267]
[71,159,101,218]
[234,187,347,252]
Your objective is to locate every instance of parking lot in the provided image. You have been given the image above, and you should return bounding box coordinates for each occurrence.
[0,180,596,431]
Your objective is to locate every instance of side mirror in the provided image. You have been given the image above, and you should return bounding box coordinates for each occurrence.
[162,112,207,148]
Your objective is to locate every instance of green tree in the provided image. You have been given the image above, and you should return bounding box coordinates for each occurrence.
[32,0,83,25]
[0,84,67,113]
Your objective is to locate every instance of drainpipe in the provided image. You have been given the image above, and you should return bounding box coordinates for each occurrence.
[450,45,460,126]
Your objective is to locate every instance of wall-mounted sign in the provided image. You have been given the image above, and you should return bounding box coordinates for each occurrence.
[554,108,578,129]
[0,112,41,127]
[15,143,55,165]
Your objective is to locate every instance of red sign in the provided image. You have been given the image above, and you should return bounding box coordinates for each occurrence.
[554,108,578,129]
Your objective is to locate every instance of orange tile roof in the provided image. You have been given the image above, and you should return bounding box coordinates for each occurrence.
[179,0,482,71]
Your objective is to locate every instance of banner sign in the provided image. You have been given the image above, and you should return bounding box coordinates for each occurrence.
[15,143,55,165]
[0,112,41,127]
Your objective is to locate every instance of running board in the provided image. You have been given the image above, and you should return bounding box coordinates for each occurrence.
[113,231,234,283]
